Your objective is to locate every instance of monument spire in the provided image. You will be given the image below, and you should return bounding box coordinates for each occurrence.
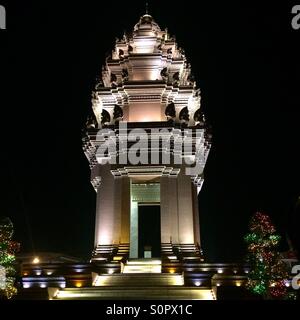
[145,2,149,14]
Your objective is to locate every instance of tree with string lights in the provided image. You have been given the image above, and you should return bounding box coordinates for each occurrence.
[244,212,293,299]
[0,217,20,299]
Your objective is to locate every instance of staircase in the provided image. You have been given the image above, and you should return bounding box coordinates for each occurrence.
[91,243,129,262]
[48,258,216,300]
[49,286,215,300]
[93,273,184,287]
[122,259,161,273]
[91,244,118,261]
[161,243,179,262]
[173,243,203,262]
[113,243,129,261]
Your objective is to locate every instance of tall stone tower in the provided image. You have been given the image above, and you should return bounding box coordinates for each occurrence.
[83,13,211,268]
[20,12,250,301]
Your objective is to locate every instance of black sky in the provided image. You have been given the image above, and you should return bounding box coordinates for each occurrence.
[1,1,299,262]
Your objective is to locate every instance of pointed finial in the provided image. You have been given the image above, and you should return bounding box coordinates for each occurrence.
[145,2,149,14]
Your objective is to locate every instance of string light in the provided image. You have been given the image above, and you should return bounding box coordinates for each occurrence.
[0,218,20,299]
[244,212,291,299]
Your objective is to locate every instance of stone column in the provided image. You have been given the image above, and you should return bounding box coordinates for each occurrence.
[192,183,201,246]
[160,176,171,243]
[121,176,130,243]
[113,177,122,244]
[129,201,138,258]
[94,164,116,246]
[177,170,195,244]
[160,175,179,244]
[169,176,179,244]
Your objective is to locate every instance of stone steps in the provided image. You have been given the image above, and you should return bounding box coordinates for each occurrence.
[123,259,162,273]
[49,286,215,300]
[94,273,184,286]
[48,258,216,300]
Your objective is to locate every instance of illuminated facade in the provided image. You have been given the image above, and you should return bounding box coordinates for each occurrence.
[83,13,211,263]
[18,13,254,300]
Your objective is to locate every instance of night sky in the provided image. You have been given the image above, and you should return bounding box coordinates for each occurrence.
[1,1,299,262]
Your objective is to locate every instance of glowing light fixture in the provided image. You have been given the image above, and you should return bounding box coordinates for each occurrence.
[75,269,83,273]
[36,271,41,276]
[195,281,201,287]
[75,282,83,288]
[123,260,161,273]
[236,282,241,287]
[40,283,46,288]
[113,256,123,261]
[108,269,114,274]
[23,283,30,288]
[93,275,109,286]
[32,257,40,264]
[217,269,223,274]
[173,275,184,286]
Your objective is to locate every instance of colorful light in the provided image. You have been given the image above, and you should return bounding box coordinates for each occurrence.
[244,212,291,299]
[0,217,20,299]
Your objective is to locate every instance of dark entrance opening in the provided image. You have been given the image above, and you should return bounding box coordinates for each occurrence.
[138,205,161,258]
